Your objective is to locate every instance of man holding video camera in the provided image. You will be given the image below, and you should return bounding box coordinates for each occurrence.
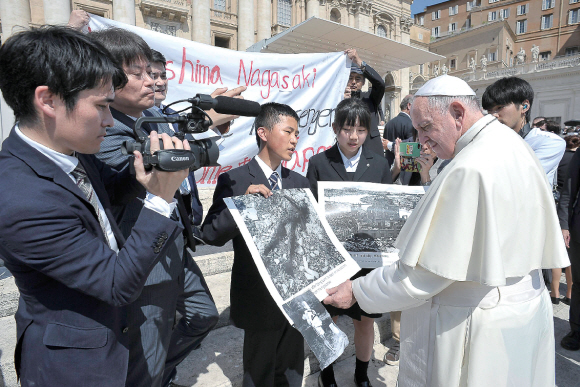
[0,26,191,387]
[90,28,222,387]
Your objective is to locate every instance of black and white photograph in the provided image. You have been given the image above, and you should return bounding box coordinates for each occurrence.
[225,188,360,303]
[282,290,348,370]
[319,182,426,268]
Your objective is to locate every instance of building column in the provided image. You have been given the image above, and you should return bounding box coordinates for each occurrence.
[306,0,318,18]
[237,0,255,50]
[192,0,211,44]
[0,0,31,38]
[43,0,71,25]
[256,0,271,41]
[113,0,136,25]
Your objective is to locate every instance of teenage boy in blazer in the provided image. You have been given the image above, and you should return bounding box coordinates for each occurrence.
[0,26,190,387]
[201,103,310,387]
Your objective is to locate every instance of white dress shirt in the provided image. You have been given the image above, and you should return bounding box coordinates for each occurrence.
[255,155,283,189]
[524,127,566,186]
[16,126,176,253]
[337,145,362,172]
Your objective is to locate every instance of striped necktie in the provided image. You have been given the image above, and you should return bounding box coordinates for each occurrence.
[269,171,280,190]
[70,163,110,247]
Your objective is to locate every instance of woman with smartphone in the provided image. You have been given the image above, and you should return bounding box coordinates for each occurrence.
[306,98,391,387]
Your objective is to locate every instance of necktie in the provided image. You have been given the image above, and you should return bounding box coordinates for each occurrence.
[269,171,280,191]
[70,163,110,247]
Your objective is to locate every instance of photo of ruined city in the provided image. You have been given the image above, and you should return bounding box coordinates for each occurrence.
[229,189,347,300]
[321,183,426,253]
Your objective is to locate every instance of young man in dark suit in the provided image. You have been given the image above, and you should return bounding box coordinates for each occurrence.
[89,29,219,387]
[382,95,414,165]
[201,103,310,387]
[0,26,190,387]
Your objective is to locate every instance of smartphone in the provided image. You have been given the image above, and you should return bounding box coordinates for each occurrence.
[399,142,421,173]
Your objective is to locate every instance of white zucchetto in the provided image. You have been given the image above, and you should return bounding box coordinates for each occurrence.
[415,75,476,97]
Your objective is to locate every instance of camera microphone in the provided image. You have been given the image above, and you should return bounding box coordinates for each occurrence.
[188,94,262,117]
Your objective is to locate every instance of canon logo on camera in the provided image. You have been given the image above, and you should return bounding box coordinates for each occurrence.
[171,156,190,162]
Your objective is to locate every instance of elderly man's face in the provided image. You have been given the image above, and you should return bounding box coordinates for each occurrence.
[411,97,463,160]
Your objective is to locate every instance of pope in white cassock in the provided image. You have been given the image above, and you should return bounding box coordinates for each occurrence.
[324,75,570,387]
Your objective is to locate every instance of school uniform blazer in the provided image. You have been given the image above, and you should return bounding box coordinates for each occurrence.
[306,144,392,201]
[201,158,310,330]
[0,129,183,387]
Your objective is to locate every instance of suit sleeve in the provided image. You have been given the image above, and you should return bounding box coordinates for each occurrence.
[200,173,241,246]
[0,199,183,307]
[97,124,137,170]
[90,155,143,206]
[363,64,386,109]
[306,159,320,201]
[562,150,580,229]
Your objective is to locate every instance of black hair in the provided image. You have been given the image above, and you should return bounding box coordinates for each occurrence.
[0,25,127,126]
[89,27,153,69]
[254,102,299,148]
[565,135,580,149]
[151,49,166,67]
[333,98,371,132]
[546,120,561,135]
[481,77,534,122]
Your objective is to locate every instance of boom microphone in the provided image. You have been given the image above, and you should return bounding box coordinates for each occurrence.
[187,94,261,117]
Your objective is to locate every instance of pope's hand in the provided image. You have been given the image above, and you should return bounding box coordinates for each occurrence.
[323,280,356,309]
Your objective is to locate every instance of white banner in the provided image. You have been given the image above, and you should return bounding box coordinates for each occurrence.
[88,16,350,186]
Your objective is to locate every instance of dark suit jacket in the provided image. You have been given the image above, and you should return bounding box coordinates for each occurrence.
[359,64,386,156]
[201,158,310,330]
[383,112,414,165]
[558,150,580,240]
[306,144,392,201]
[0,129,181,387]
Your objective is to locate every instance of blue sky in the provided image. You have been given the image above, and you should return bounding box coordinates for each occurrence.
[411,0,450,16]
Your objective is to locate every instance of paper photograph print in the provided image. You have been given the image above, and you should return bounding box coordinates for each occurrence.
[282,290,348,370]
[319,182,426,268]
[225,188,360,303]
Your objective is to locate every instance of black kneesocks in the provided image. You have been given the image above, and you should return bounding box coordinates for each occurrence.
[355,357,370,382]
[321,363,336,385]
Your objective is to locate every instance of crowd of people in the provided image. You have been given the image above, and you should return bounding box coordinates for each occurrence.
[0,12,575,387]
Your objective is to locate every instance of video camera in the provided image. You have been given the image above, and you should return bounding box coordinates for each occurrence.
[121,94,262,172]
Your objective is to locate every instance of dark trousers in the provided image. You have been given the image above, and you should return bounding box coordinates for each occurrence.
[569,237,580,332]
[242,321,304,387]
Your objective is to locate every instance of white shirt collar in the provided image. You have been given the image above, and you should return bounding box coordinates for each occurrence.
[401,111,411,118]
[255,155,283,188]
[15,124,78,174]
[337,145,363,172]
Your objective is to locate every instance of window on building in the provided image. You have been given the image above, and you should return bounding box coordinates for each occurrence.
[488,51,497,61]
[571,0,580,4]
[517,4,529,15]
[540,51,551,61]
[450,58,456,68]
[488,11,497,21]
[432,26,440,37]
[418,15,424,25]
[277,0,292,26]
[565,46,579,55]
[499,8,510,18]
[214,36,230,48]
[449,22,457,32]
[449,5,459,15]
[489,0,499,3]
[542,0,555,9]
[542,14,553,29]
[466,18,472,28]
[570,9,579,24]
[418,33,424,39]
[214,0,226,11]
[516,19,527,33]
[330,8,341,23]
[377,25,387,37]
[432,10,441,20]
[420,64,424,74]
[467,1,473,11]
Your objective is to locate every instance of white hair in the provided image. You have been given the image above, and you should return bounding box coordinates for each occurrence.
[412,95,482,116]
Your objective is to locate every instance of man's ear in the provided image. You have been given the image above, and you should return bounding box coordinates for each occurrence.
[34,86,58,119]
[257,126,269,144]
[450,101,466,127]
[521,99,530,112]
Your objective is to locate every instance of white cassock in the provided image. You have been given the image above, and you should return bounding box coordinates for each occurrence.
[352,114,570,387]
